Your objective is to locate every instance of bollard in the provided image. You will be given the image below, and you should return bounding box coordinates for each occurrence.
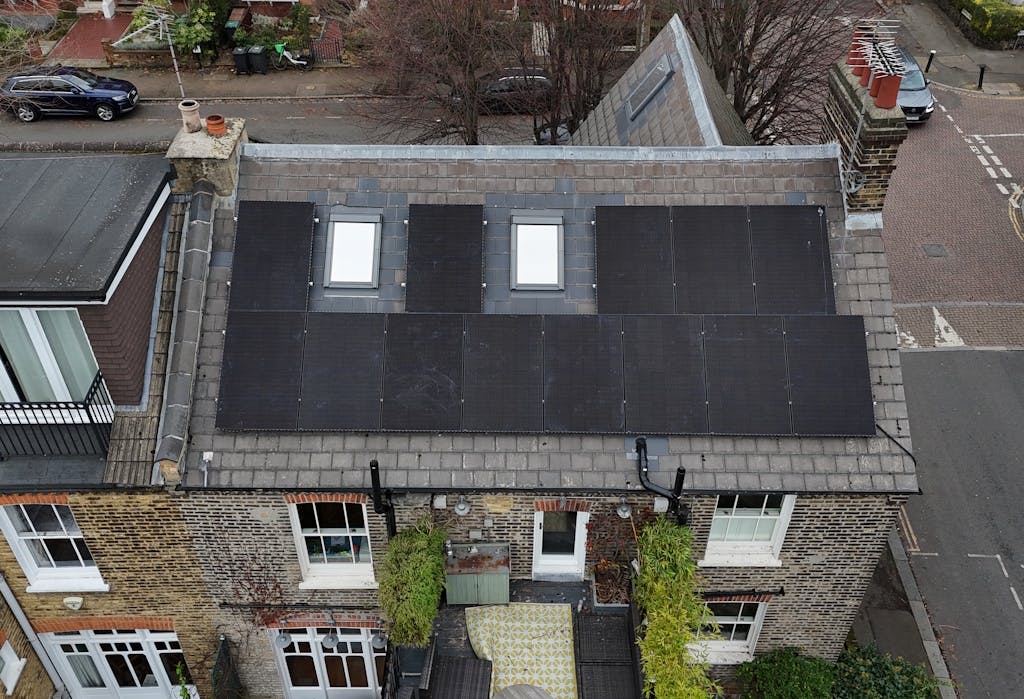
[925,50,936,73]
[977,64,987,90]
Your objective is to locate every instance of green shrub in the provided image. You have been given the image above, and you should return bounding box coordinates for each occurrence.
[948,0,1024,44]
[737,647,835,699]
[378,520,446,648]
[633,517,716,699]
[833,645,939,699]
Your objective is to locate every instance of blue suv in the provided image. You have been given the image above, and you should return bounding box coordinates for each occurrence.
[2,65,139,123]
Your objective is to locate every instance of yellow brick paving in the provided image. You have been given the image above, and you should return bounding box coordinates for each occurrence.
[466,603,578,699]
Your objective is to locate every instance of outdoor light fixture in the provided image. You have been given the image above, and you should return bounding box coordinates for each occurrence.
[370,620,388,650]
[274,631,293,649]
[616,496,632,519]
[322,611,339,649]
[453,495,471,517]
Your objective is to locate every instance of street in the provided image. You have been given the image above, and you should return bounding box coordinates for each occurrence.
[0,98,537,148]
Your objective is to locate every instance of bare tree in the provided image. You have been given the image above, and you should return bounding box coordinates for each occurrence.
[518,0,643,142]
[658,0,873,143]
[337,0,508,145]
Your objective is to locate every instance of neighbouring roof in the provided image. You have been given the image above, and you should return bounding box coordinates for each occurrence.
[0,153,169,301]
[176,143,917,495]
[572,15,754,148]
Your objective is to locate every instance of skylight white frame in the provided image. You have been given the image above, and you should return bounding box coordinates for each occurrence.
[511,213,564,291]
[627,54,674,121]
[325,212,383,289]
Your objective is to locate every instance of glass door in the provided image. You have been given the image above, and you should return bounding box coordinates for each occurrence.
[532,510,590,580]
[273,628,384,699]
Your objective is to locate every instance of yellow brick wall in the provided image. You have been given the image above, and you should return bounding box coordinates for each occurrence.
[0,601,52,699]
[0,491,221,694]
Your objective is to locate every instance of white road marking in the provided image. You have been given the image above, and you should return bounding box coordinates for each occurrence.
[991,156,1003,166]
[987,167,998,178]
[911,552,940,556]
[975,135,986,144]
[997,183,1009,195]
[983,145,994,154]
[969,145,981,154]
[938,104,948,112]
[946,114,955,122]
[1012,587,1024,611]
[978,155,990,166]
[145,118,164,122]
[285,116,305,120]
[933,307,965,347]
[967,553,1009,577]
[974,133,1024,138]
[1001,167,1013,178]
[955,125,963,134]
[325,116,344,119]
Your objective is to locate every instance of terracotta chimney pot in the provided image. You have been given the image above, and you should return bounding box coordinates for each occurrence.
[874,74,903,109]
[206,114,227,136]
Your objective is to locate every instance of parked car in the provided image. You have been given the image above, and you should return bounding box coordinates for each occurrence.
[477,68,553,115]
[896,48,935,124]
[2,65,139,123]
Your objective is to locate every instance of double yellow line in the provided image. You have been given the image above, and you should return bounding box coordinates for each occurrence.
[898,504,920,552]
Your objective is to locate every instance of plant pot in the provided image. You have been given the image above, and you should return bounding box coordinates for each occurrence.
[206,114,227,136]
[589,569,630,608]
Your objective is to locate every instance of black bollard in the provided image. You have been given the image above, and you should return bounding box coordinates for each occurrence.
[925,50,936,73]
[978,64,987,90]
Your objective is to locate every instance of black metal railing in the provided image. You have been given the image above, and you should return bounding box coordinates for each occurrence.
[0,371,114,457]
[211,635,243,699]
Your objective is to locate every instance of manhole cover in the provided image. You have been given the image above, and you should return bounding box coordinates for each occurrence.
[922,244,948,257]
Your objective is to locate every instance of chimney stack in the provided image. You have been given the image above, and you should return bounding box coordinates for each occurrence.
[823,20,908,212]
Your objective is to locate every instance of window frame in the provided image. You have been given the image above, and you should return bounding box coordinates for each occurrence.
[698,493,796,568]
[510,212,564,291]
[689,600,767,665]
[0,308,99,403]
[627,54,674,121]
[288,501,377,590]
[0,503,109,594]
[0,640,26,695]
[325,211,383,289]
[270,626,386,696]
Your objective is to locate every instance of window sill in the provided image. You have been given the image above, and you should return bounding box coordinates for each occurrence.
[697,553,782,568]
[298,577,378,591]
[25,578,109,594]
[689,647,754,665]
[2,657,26,695]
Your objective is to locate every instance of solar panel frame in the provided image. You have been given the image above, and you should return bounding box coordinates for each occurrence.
[382,313,465,431]
[749,205,835,315]
[463,314,544,432]
[673,206,755,314]
[543,315,625,433]
[703,315,792,435]
[230,200,315,312]
[785,315,875,436]
[216,310,305,430]
[622,315,707,433]
[405,204,483,313]
[298,313,385,430]
[595,206,675,314]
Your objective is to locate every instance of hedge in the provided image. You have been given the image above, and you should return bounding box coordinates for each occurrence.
[941,0,1024,46]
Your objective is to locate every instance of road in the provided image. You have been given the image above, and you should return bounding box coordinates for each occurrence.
[0,98,536,149]
[901,351,1024,698]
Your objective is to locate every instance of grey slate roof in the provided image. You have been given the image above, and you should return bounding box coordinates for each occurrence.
[0,153,170,300]
[178,143,917,495]
[572,16,754,148]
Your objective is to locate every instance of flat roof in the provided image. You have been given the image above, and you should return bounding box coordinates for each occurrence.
[0,153,169,301]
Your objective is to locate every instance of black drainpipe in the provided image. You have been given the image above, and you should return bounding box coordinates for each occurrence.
[369,459,397,538]
[635,437,689,525]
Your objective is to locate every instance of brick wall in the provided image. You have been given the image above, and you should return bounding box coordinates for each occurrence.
[0,491,220,694]
[80,201,167,405]
[0,602,52,699]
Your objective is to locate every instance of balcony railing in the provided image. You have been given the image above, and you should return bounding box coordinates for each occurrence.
[0,371,114,458]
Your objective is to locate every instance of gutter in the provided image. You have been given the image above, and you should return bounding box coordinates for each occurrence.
[0,573,67,698]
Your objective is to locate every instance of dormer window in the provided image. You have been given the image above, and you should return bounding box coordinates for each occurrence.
[326,212,382,288]
[511,212,563,290]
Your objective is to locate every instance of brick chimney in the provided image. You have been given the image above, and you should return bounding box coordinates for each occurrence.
[822,28,908,212]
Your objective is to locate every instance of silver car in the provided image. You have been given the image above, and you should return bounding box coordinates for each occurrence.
[897,48,935,124]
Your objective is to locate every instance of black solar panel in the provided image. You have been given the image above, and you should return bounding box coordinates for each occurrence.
[786,315,875,435]
[704,315,791,435]
[622,315,707,433]
[217,310,305,430]
[543,315,624,433]
[298,313,385,430]
[750,206,835,314]
[382,314,464,430]
[230,201,314,311]
[673,206,754,314]
[463,315,543,432]
[405,204,483,312]
[595,207,674,314]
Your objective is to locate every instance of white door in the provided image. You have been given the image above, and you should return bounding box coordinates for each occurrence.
[42,629,197,699]
[273,627,385,699]
[532,510,589,581]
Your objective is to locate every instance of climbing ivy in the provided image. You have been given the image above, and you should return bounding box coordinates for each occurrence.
[378,519,447,647]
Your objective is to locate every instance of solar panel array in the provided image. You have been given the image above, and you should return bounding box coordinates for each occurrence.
[596,205,835,315]
[217,201,874,436]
